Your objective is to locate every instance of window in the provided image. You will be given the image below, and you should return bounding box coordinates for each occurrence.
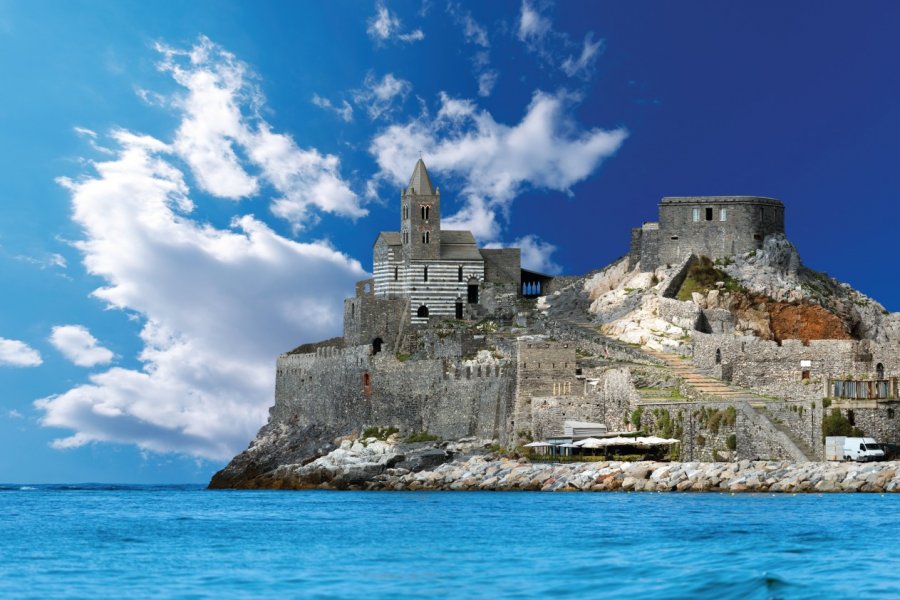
[417,305,429,318]
[692,207,700,222]
[421,205,430,221]
[802,370,810,381]
[424,266,428,281]
[719,207,727,221]
[705,207,713,221]
[458,266,463,282]
[422,231,430,244]
[670,236,679,240]
[394,266,398,281]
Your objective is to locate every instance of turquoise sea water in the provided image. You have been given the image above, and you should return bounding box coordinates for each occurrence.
[1,486,898,598]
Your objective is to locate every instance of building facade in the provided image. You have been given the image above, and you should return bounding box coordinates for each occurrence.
[630,196,785,271]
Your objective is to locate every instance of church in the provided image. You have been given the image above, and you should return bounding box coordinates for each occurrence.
[370,159,550,324]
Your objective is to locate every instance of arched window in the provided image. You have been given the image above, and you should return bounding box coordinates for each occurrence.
[877,363,885,380]
[422,231,430,244]
[715,348,721,365]
[424,266,428,281]
[417,305,429,318]
[421,205,430,221]
[458,265,463,282]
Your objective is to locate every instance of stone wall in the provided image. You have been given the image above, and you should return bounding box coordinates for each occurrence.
[693,333,900,402]
[343,294,408,351]
[273,346,516,446]
[480,248,521,286]
[657,197,784,266]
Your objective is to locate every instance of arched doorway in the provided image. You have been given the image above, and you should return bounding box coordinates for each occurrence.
[455,299,463,319]
[417,305,429,318]
[877,363,885,380]
[372,337,383,355]
[467,278,479,304]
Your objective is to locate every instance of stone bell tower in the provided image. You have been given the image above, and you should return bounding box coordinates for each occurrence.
[401,158,441,261]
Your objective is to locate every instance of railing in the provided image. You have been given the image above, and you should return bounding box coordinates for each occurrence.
[828,379,898,400]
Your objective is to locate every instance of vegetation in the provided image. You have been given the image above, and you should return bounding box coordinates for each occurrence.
[676,256,746,301]
[821,408,863,440]
[630,407,644,430]
[395,353,410,362]
[726,434,737,451]
[405,431,440,443]
[362,426,399,441]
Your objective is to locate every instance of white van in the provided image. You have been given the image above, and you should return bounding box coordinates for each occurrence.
[826,436,885,462]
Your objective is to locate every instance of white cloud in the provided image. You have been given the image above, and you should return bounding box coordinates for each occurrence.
[7,410,23,419]
[477,70,498,97]
[367,2,424,44]
[517,1,603,80]
[38,39,368,461]
[14,252,67,270]
[562,33,603,78]
[0,338,42,367]
[518,0,551,44]
[487,235,562,275]
[312,94,354,122]
[49,325,114,368]
[154,36,364,229]
[369,90,627,242]
[353,72,412,120]
[448,5,497,97]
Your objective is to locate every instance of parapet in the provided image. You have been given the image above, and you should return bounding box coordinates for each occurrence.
[660,196,783,207]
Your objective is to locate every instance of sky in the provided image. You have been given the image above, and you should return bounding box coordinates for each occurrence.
[1,1,899,483]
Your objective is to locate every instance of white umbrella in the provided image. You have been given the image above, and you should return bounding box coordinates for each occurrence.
[523,441,552,447]
[573,437,603,447]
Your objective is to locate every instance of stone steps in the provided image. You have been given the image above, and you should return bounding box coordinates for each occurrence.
[643,348,768,403]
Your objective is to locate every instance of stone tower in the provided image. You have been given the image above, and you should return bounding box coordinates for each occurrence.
[401,159,441,261]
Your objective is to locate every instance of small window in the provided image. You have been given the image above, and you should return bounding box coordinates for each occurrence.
[458,266,463,282]
[719,208,727,221]
[670,236,679,240]
[753,234,762,241]
[692,207,700,222]
[705,207,713,221]
[424,266,428,281]
[422,231,430,244]
[802,370,810,381]
[394,266,398,281]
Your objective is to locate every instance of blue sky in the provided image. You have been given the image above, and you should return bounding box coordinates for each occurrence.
[1,1,898,483]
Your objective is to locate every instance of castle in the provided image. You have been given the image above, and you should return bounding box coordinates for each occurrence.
[250,161,899,474]
[629,196,785,271]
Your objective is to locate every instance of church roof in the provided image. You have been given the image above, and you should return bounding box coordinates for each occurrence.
[375,231,402,247]
[440,230,481,260]
[407,158,436,195]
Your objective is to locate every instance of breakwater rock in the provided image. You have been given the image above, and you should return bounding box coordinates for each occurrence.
[369,457,900,493]
[238,435,900,492]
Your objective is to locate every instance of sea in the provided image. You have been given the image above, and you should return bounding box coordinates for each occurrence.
[1,485,898,599]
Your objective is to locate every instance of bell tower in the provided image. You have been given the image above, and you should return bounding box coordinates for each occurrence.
[401,159,441,261]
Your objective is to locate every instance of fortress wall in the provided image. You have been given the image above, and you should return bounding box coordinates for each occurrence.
[657,197,784,266]
[343,295,408,349]
[273,349,516,445]
[694,333,900,402]
[759,399,824,459]
[658,297,703,331]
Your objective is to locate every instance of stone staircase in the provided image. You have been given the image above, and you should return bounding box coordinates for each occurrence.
[643,348,813,461]
[749,404,818,461]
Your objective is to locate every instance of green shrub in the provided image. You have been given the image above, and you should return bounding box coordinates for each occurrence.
[724,405,737,426]
[395,353,410,362]
[631,407,643,430]
[822,408,863,440]
[726,434,737,451]
[405,431,440,443]
[362,426,399,441]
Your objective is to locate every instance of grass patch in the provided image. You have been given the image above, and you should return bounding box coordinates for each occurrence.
[361,426,399,441]
[676,256,746,301]
[405,431,440,443]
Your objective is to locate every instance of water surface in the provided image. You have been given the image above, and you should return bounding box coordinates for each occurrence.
[1,486,897,598]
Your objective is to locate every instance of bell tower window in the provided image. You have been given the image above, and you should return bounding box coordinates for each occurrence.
[422,231,430,244]
[424,266,428,281]
[421,205,430,221]
[458,266,463,282]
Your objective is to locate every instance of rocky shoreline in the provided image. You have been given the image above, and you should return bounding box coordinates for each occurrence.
[220,437,900,493]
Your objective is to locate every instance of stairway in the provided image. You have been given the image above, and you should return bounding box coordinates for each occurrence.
[750,404,817,460]
[643,349,751,400]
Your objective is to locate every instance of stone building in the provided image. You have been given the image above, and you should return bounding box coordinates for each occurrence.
[630,196,785,271]
[367,159,534,325]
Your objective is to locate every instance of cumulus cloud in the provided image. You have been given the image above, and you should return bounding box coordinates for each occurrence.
[353,72,412,120]
[38,38,368,460]
[154,36,364,229]
[49,325,114,368]
[367,2,424,44]
[0,338,42,367]
[312,94,354,122]
[369,90,627,242]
